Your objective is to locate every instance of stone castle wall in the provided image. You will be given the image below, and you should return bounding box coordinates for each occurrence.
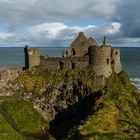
[40,57,88,71]
[0,33,123,92]
[64,32,98,57]
[24,46,40,69]
[24,46,122,78]
[23,33,122,78]
[111,49,122,73]
[89,45,112,78]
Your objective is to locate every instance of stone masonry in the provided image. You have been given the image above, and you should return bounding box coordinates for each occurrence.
[88,45,112,78]
[89,41,122,77]
[24,45,40,69]
[24,33,122,78]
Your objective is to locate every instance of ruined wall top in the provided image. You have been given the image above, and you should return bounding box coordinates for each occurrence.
[23,32,122,77]
[64,32,98,57]
[24,45,40,55]
[24,45,40,69]
[71,32,98,49]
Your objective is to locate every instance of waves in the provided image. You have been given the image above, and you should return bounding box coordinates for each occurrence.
[130,78,140,90]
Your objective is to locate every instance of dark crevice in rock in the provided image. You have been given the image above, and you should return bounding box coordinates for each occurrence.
[49,91,102,139]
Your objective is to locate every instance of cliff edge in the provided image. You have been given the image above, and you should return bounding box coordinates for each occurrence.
[3,68,140,139]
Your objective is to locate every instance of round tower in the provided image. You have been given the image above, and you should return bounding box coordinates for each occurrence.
[88,46,112,78]
[111,48,122,73]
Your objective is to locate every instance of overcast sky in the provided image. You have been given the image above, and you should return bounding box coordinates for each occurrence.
[0,0,140,47]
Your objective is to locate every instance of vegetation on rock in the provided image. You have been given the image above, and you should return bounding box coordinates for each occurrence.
[75,71,140,139]
[2,67,140,139]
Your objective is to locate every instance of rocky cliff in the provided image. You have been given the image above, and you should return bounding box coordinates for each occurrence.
[1,67,139,139]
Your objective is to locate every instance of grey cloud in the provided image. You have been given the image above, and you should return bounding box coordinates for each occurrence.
[0,21,130,47]
[24,22,121,47]
[0,0,140,46]
[0,0,117,26]
[35,0,117,19]
[114,0,140,37]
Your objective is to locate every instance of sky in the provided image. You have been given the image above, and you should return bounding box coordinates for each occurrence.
[0,0,140,47]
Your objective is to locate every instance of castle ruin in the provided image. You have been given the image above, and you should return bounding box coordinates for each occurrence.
[24,45,40,69]
[24,32,122,78]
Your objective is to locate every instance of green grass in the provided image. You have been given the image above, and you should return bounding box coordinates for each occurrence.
[0,100,49,140]
[75,71,140,139]
[12,69,65,95]
[0,114,23,140]
[9,69,140,139]
[11,68,104,96]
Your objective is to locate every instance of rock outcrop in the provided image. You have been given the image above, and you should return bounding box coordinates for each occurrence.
[3,67,140,139]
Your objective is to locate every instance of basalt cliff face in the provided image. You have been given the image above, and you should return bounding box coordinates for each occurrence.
[2,67,140,140]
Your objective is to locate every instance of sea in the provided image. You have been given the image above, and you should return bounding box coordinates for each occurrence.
[0,47,140,89]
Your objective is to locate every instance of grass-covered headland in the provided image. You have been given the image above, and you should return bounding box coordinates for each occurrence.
[1,67,140,139]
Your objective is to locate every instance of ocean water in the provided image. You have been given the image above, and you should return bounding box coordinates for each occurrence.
[120,47,140,89]
[0,47,140,89]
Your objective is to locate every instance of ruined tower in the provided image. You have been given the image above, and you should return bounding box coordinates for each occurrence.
[88,35,123,78]
[24,45,40,69]
[64,32,98,57]
[111,48,122,73]
[88,45,112,78]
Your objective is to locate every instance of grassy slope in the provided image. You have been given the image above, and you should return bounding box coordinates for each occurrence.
[0,114,23,140]
[76,71,140,139]
[0,100,49,140]
[9,69,140,139]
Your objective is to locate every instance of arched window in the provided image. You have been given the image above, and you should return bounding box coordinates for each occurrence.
[71,61,76,69]
[111,59,115,64]
[59,61,64,70]
[72,48,76,55]
[107,59,110,65]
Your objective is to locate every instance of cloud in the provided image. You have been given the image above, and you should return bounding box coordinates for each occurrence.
[0,21,122,46]
[114,0,140,37]
[0,0,117,27]
[0,32,15,42]
[0,0,140,46]
[25,22,121,46]
[2,21,140,47]
[35,0,117,19]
